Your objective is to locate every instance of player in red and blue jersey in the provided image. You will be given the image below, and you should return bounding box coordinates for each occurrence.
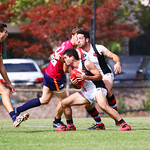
[14,28,79,127]
[0,23,29,127]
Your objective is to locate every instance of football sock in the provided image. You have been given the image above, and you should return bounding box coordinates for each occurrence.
[9,111,17,121]
[66,119,74,129]
[15,98,41,114]
[54,117,61,123]
[107,94,118,111]
[87,107,104,126]
[118,119,127,127]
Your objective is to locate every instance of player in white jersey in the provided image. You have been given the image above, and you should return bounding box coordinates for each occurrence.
[77,28,121,128]
[56,48,131,131]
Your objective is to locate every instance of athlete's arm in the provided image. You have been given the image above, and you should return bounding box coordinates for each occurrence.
[0,56,15,93]
[54,53,64,63]
[77,60,102,81]
[63,63,70,73]
[102,49,121,74]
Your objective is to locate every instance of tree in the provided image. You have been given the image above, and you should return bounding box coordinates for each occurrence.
[0,0,16,23]
[118,0,150,55]
[95,0,139,52]
[0,0,140,58]
[6,0,92,59]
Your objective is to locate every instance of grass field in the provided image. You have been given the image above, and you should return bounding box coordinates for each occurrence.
[0,117,150,150]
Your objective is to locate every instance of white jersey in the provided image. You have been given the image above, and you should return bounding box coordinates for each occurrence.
[74,61,107,104]
[75,61,97,104]
[77,44,113,78]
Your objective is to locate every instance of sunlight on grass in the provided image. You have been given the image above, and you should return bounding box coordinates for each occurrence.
[0,117,150,150]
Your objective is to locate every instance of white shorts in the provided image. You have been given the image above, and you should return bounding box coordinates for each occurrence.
[103,73,114,80]
[81,87,107,104]
[81,81,97,104]
[96,88,107,97]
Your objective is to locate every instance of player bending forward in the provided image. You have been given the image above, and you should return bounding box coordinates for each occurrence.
[57,48,131,131]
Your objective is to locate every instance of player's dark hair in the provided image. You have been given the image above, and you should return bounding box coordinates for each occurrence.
[77,28,90,39]
[0,23,7,32]
[63,48,79,60]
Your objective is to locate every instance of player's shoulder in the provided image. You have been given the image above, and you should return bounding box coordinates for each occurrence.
[64,40,71,45]
[95,44,106,49]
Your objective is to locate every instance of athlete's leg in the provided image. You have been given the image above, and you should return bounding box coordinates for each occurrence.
[103,75,121,126]
[53,89,67,127]
[0,83,30,126]
[15,85,53,115]
[0,82,18,121]
[57,92,90,131]
[85,104,105,130]
[95,91,131,131]
[39,86,54,104]
[103,76,118,110]
[96,91,121,121]
[0,82,13,112]
[61,92,90,120]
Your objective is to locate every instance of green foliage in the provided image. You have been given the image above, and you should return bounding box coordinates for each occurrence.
[145,91,150,112]
[110,41,122,53]
[135,1,150,29]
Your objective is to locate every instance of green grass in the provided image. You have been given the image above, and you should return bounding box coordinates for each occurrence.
[0,117,150,150]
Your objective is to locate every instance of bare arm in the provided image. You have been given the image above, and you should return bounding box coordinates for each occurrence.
[63,63,69,73]
[54,53,64,63]
[77,60,102,81]
[104,49,121,74]
[0,56,15,93]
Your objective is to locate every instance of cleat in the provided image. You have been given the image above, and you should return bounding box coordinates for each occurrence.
[53,121,66,128]
[13,113,30,127]
[57,125,76,131]
[88,124,105,130]
[115,120,121,126]
[118,125,131,131]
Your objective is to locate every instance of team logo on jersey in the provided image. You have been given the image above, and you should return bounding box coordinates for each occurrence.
[59,84,64,89]
[82,53,86,58]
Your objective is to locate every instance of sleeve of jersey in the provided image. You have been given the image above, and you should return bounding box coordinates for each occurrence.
[55,41,73,56]
[96,44,108,55]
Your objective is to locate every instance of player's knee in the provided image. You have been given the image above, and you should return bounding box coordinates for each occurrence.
[40,98,50,105]
[1,88,10,96]
[61,100,68,108]
[84,104,93,111]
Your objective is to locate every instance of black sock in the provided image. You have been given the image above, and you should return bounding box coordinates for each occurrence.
[54,117,61,123]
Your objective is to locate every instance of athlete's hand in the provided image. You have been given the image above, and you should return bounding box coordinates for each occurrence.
[71,77,79,85]
[114,62,121,74]
[7,83,15,94]
[54,53,61,61]
[76,73,85,82]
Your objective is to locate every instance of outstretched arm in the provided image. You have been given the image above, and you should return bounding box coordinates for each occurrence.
[104,49,121,74]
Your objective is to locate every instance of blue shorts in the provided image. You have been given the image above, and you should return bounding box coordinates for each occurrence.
[43,72,65,91]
